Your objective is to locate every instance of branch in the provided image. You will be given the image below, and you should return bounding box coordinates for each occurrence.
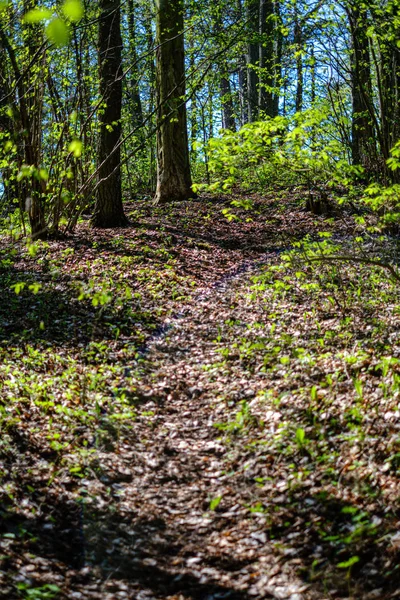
[305,254,400,282]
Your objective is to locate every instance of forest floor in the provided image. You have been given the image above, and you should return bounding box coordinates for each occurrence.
[0,192,400,600]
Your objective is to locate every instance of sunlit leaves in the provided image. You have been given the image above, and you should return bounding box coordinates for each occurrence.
[68,139,83,158]
[46,17,70,46]
[62,0,84,22]
[22,0,84,46]
[23,7,52,22]
[10,282,26,295]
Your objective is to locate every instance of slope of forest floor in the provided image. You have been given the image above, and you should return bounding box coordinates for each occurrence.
[0,192,400,600]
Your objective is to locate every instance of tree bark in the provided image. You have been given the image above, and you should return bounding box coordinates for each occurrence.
[92,0,128,227]
[272,0,282,117]
[347,3,377,173]
[144,6,157,191]
[259,0,275,117]
[220,75,236,131]
[246,0,259,122]
[127,0,144,132]
[294,3,303,113]
[1,3,47,240]
[235,0,248,126]
[213,9,236,131]
[154,0,194,203]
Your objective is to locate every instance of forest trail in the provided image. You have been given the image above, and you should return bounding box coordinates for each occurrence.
[1,195,399,600]
[75,251,314,600]
[2,0,400,596]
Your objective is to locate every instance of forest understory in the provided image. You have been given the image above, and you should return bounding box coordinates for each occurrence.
[1,192,400,600]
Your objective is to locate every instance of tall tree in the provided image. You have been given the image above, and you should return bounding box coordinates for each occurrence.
[273,0,283,116]
[92,0,128,227]
[154,0,194,203]
[246,0,259,122]
[259,0,275,116]
[213,5,236,131]
[127,0,144,132]
[294,2,303,112]
[236,0,248,126]
[346,2,376,171]
[369,0,400,174]
[0,1,48,238]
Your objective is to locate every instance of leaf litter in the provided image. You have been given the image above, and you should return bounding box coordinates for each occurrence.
[0,192,399,599]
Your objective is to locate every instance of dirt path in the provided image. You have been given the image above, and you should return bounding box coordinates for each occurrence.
[2,196,397,600]
[72,255,316,600]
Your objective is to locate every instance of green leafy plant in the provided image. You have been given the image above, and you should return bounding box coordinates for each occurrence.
[16,583,60,600]
[23,0,83,47]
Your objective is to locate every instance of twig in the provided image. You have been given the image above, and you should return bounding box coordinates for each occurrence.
[306,254,400,282]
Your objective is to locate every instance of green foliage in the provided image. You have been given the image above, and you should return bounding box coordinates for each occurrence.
[209,495,222,510]
[45,17,70,46]
[62,0,84,22]
[200,106,350,195]
[16,583,60,599]
[295,427,306,446]
[23,7,53,23]
[337,556,360,570]
[358,141,400,231]
[23,0,83,46]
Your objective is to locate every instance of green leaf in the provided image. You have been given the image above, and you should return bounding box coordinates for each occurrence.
[341,506,358,515]
[0,1,9,13]
[28,243,38,258]
[209,496,222,511]
[28,283,42,295]
[68,138,83,157]
[295,427,306,445]
[23,7,52,22]
[46,17,70,46]
[337,556,360,569]
[62,0,84,22]
[11,282,26,295]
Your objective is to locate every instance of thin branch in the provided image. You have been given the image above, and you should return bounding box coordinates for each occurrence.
[305,254,400,282]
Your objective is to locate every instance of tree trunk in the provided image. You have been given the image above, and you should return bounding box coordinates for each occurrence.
[1,2,47,239]
[238,57,248,126]
[144,6,157,191]
[236,0,248,126]
[24,1,47,239]
[127,0,144,132]
[220,75,236,131]
[154,0,194,203]
[213,9,236,131]
[272,0,282,117]
[92,0,128,227]
[259,0,275,117]
[378,43,400,161]
[294,4,303,113]
[246,0,259,122]
[188,33,199,160]
[347,4,377,173]
[310,44,316,105]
